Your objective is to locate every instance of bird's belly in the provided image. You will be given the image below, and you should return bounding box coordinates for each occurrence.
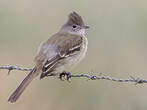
[55,48,86,73]
[54,36,88,73]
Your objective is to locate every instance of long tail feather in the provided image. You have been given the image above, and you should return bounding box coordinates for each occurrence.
[8,67,38,103]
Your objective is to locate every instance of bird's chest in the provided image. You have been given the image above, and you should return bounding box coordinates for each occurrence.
[58,36,88,70]
[69,36,88,63]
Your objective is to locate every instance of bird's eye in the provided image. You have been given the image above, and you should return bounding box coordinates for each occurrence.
[72,25,77,28]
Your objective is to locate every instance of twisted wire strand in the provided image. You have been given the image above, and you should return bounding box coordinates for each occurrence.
[0,65,146,84]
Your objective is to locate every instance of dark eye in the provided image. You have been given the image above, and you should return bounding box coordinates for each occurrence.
[72,25,77,28]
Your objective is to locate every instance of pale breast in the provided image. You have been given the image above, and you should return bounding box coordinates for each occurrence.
[54,35,88,72]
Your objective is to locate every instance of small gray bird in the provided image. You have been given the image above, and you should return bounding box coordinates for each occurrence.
[8,11,89,103]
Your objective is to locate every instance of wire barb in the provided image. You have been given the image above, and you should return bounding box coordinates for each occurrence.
[0,65,147,84]
[0,65,32,75]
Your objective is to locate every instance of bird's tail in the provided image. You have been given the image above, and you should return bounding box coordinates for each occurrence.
[8,67,39,103]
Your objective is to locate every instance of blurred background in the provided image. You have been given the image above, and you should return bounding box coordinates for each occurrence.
[0,0,147,110]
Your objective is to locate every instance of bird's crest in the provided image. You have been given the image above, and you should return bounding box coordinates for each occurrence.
[67,12,84,26]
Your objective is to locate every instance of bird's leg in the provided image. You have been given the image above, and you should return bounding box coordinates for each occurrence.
[59,71,71,81]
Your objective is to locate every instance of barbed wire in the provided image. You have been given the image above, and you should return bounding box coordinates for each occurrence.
[0,65,32,74]
[0,65,147,84]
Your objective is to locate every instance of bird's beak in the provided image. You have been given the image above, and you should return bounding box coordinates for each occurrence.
[81,25,90,29]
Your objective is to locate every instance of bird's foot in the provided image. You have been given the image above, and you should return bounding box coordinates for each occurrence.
[59,71,71,82]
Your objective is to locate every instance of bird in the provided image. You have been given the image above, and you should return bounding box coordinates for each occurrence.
[8,11,89,103]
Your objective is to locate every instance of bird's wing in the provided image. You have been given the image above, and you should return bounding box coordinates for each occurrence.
[40,34,83,79]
